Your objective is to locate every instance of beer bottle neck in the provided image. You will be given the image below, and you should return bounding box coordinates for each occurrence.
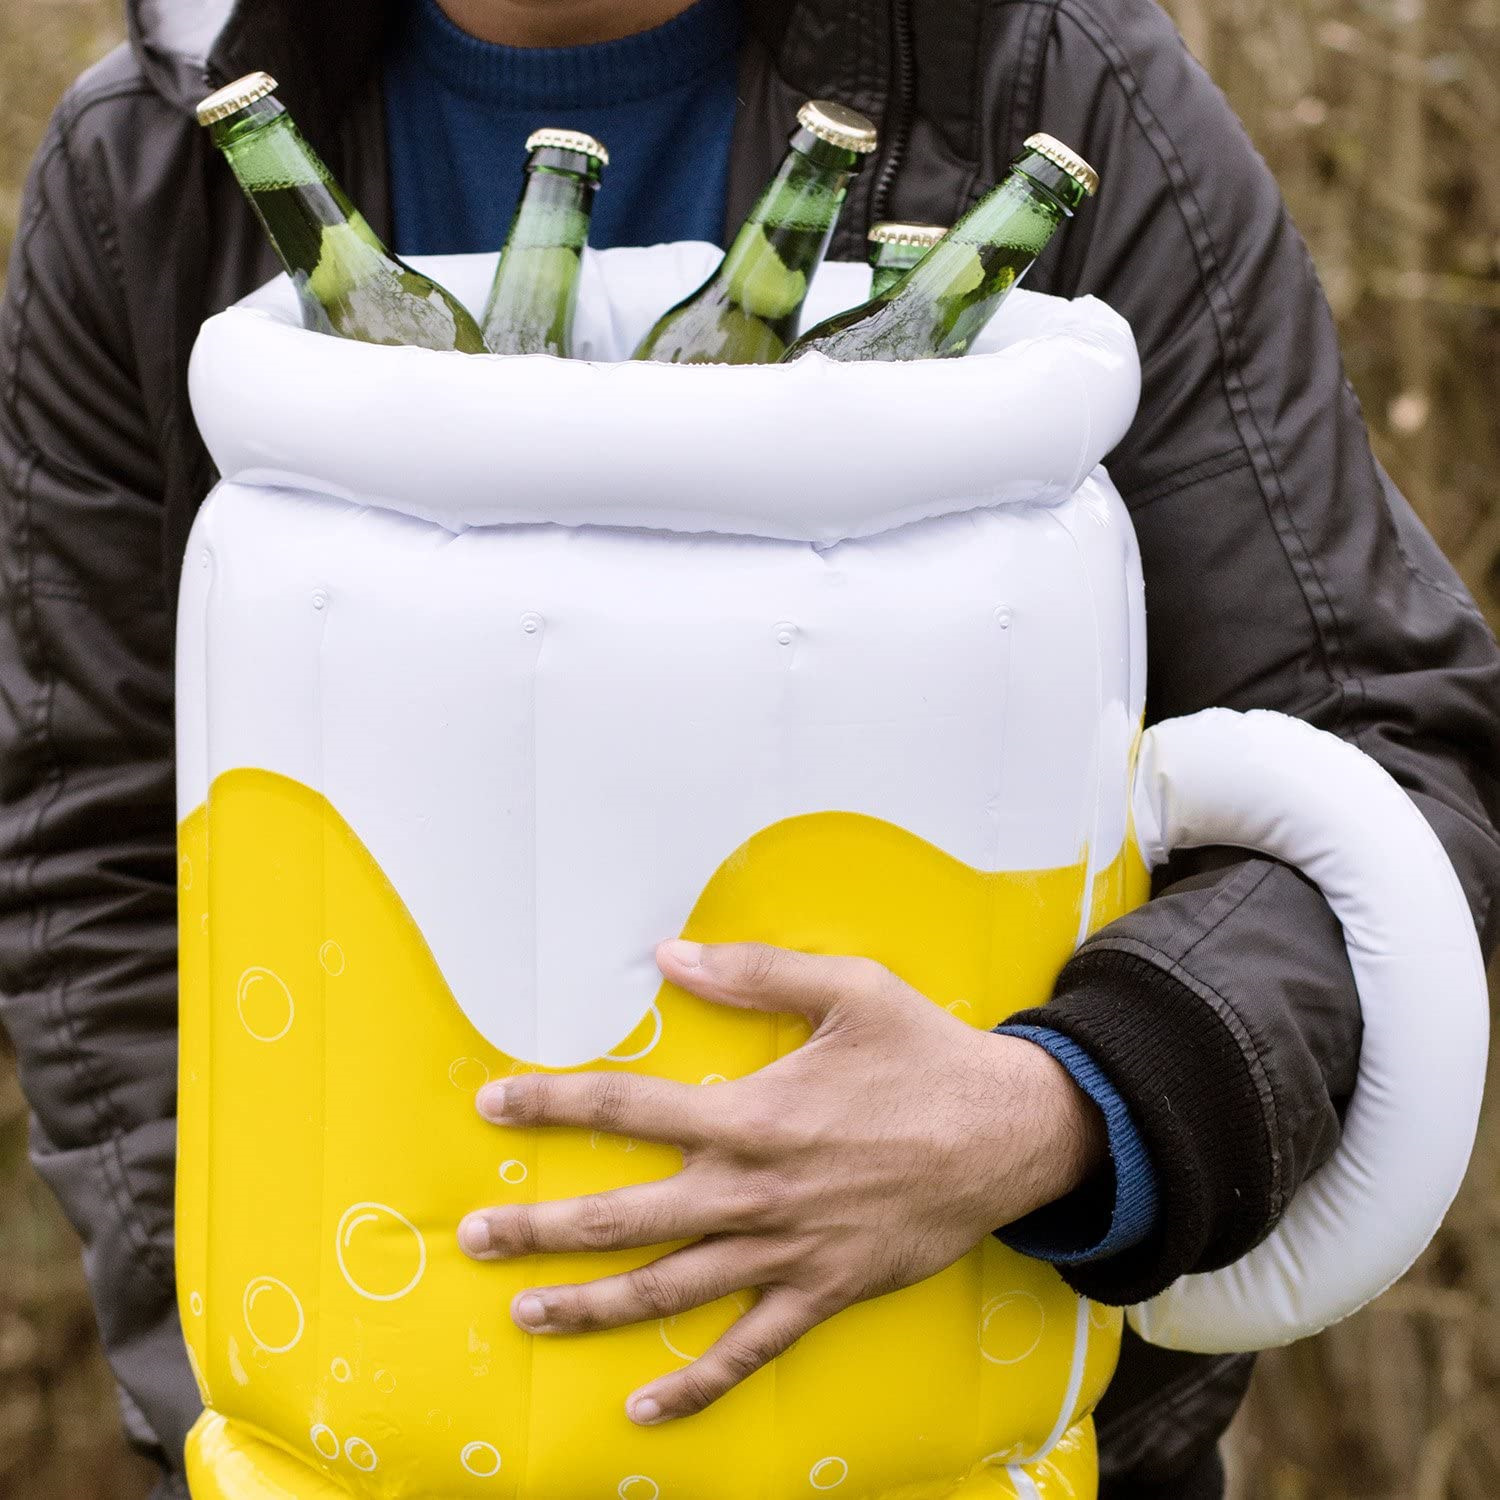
[506,160,599,254]
[482,154,600,356]
[212,100,398,294]
[870,244,929,300]
[712,128,862,336]
[881,151,1083,354]
[943,153,1085,257]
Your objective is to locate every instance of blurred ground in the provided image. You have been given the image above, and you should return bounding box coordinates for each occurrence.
[1,2,1498,1498]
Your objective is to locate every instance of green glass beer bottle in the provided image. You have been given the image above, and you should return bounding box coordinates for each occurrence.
[482,129,609,357]
[867,222,948,299]
[633,101,878,364]
[197,72,487,353]
[783,134,1098,363]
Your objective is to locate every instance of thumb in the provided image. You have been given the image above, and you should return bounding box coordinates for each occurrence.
[655,940,891,1024]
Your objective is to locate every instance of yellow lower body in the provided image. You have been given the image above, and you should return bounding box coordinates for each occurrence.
[178,771,1147,1499]
[187,1410,1099,1498]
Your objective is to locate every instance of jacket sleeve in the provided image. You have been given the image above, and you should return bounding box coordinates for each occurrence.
[1002,0,1500,1303]
[0,93,199,1467]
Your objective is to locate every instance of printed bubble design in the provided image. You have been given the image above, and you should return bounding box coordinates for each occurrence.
[590,1129,640,1154]
[618,1477,659,1500]
[449,1056,490,1093]
[603,1002,662,1063]
[461,1442,503,1478]
[236,966,295,1043]
[318,939,346,976]
[979,1292,1046,1365]
[344,1437,378,1473]
[810,1457,850,1490]
[242,1276,305,1354]
[336,1202,427,1302]
[659,1293,753,1363]
[310,1424,339,1461]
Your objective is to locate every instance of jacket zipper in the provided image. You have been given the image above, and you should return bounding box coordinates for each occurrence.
[869,0,917,226]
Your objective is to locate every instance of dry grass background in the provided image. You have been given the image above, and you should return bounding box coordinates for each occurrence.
[1,1,1498,1497]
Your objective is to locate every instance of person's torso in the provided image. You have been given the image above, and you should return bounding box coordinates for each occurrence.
[82,1,1255,1488]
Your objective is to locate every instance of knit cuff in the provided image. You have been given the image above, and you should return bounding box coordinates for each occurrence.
[1005,946,1274,1306]
[994,1025,1161,1264]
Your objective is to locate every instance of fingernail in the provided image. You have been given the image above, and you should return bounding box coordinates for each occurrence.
[629,1396,664,1426]
[514,1294,549,1330]
[661,939,703,969]
[477,1083,507,1120]
[458,1215,493,1257]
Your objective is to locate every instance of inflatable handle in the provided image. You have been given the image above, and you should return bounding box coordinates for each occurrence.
[1125,708,1488,1352]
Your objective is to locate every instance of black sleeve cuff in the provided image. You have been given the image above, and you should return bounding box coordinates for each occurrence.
[1006,946,1275,1305]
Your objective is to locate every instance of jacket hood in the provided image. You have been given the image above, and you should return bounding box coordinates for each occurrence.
[128,0,393,128]
[127,0,237,110]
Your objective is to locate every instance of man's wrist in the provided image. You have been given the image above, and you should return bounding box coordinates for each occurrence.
[983,1031,1108,1213]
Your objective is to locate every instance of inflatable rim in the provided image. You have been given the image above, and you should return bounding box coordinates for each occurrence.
[188,247,1143,545]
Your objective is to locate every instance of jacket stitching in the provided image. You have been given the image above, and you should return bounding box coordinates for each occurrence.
[1049,0,1353,714]
[952,5,989,211]
[5,122,176,1298]
[62,128,128,302]
[1008,0,1057,162]
[29,583,164,606]
[1126,446,1256,513]
[54,77,156,119]
[1391,524,1490,616]
[962,0,987,175]
[3,143,60,415]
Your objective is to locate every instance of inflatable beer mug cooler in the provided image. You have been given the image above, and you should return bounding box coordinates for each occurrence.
[176,247,1489,1499]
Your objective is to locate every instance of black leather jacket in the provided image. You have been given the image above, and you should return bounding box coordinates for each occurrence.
[3,1,1498,1496]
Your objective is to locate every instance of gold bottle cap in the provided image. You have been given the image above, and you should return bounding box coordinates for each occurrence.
[868,221,949,250]
[525,128,611,167]
[196,71,279,127]
[1023,133,1100,196]
[798,100,879,155]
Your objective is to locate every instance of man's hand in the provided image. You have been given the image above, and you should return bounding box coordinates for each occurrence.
[458,940,1105,1425]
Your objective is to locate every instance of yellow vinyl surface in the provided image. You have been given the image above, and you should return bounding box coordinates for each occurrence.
[178,769,1146,1498]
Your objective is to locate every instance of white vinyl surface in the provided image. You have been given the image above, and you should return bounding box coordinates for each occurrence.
[177,470,1145,1067]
